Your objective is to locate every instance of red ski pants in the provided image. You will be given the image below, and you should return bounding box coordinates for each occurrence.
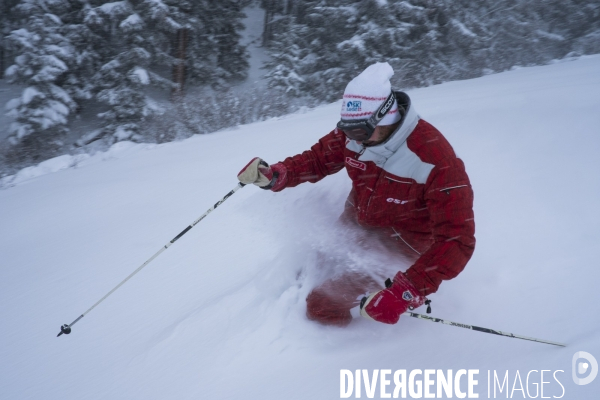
[305,207,421,327]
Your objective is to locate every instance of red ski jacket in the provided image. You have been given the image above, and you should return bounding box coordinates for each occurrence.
[276,92,475,295]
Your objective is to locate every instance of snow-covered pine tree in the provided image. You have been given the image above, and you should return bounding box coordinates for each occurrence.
[260,0,280,46]
[134,0,251,142]
[0,0,21,79]
[263,0,362,102]
[4,0,77,163]
[353,0,482,87]
[81,0,249,142]
[263,29,305,95]
[164,0,249,89]
[567,0,600,55]
[164,1,212,89]
[261,0,600,103]
[262,10,306,96]
[53,0,105,115]
[477,0,600,71]
[82,0,174,142]
[212,0,249,85]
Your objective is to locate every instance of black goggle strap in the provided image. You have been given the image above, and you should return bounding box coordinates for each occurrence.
[337,119,368,131]
[366,91,396,128]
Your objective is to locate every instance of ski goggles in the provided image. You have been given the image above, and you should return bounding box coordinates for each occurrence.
[337,91,396,141]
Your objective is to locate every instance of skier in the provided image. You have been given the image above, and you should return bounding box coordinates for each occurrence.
[237,62,475,326]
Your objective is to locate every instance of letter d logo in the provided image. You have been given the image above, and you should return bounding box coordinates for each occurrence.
[572,351,598,385]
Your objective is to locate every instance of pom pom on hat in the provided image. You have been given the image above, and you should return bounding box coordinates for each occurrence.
[340,62,400,126]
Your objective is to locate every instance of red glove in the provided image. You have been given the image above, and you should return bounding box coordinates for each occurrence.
[359,272,424,324]
[237,157,287,191]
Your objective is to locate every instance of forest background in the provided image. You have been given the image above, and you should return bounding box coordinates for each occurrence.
[0,0,598,175]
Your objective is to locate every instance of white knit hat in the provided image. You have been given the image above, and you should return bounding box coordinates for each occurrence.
[340,62,401,126]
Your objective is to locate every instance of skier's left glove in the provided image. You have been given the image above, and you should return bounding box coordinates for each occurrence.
[237,157,287,191]
[359,272,424,324]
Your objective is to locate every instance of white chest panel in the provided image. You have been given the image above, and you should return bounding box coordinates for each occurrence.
[345,103,434,184]
[381,141,434,184]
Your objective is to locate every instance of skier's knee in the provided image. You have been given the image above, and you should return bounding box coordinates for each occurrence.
[305,290,352,327]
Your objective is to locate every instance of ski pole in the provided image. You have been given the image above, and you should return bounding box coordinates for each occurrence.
[57,182,246,337]
[403,311,566,347]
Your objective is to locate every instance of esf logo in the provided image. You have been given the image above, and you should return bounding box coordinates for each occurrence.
[346,101,362,112]
[387,198,408,205]
[572,351,598,385]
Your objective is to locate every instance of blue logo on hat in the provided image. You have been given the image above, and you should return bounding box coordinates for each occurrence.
[346,101,362,112]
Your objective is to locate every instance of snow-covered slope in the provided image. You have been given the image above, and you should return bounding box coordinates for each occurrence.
[1,55,599,400]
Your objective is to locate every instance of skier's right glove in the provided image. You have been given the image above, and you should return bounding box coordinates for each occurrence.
[237,157,287,191]
[359,272,424,324]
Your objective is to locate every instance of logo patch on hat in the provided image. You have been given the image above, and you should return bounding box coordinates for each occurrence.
[402,290,414,301]
[346,101,362,112]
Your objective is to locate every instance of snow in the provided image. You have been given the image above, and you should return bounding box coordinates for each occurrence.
[1,55,600,399]
[37,100,70,128]
[113,125,134,140]
[4,64,19,78]
[131,67,150,85]
[98,1,130,16]
[4,97,20,114]
[8,28,40,50]
[75,129,104,147]
[1,154,90,186]
[451,19,477,38]
[21,86,45,104]
[338,35,366,51]
[535,30,565,41]
[39,54,68,72]
[119,13,143,31]
[49,83,75,106]
[236,3,271,91]
[45,13,62,26]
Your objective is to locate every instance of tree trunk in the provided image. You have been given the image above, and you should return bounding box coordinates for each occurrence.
[262,8,271,46]
[262,0,279,46]
[172,28,188,99]
[0,45,4,79]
